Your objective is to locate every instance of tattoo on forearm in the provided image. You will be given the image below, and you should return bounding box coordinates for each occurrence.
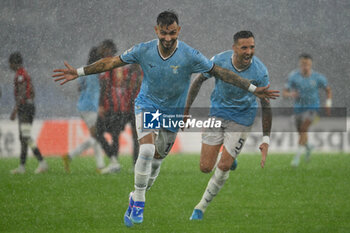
[186,75,206,110]
[261,100,272,136]
[212,66,250,90]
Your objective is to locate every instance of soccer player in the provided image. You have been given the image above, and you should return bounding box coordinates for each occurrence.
[283,53,332,167]
[53,11,279,227]
[9,52,48,174]
[95,39,122,174]
[183,31,272,220]
[95,39,142,174]
[62,46,105,172]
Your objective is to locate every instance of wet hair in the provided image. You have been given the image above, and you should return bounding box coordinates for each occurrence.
[100,39,117,55]
[299,53,312,60]
[9,52,23,65]
[87,46,100,65]
[233,31,254,44]
[157,10,179,26]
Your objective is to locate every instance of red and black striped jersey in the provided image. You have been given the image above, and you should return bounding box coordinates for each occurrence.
[14,67,34,105]
[99,64,143,112]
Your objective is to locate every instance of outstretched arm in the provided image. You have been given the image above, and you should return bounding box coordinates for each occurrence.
[259,98,272,168]
[53,56,127,85]
[209,65,280,101]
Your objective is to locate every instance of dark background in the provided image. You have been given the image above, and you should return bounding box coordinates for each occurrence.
[0,0,349,118]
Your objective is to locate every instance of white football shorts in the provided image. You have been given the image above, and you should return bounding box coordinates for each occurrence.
[135,113,177,158]
[202,117,252,159]
[80,111,98,128]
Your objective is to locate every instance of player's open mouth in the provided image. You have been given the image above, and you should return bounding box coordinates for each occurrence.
[243,57,251,62]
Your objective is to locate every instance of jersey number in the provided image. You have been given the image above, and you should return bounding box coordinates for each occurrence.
[234,138,245,154]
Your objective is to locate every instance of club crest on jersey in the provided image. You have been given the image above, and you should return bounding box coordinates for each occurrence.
[170,65,180,74]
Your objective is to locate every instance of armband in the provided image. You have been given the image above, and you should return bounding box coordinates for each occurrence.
[326,98,332,108]
[248,84,257,93]
[77,67,85,76]
[262,136,270,145]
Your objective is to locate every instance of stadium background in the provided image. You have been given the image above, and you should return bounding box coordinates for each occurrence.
[0,0,349,156]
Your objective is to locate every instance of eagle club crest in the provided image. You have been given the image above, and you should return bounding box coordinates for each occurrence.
[170,65,180,74]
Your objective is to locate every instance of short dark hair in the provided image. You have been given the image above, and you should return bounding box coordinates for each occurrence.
[299,53,312,60]
[101,39,117,55]
[157,10,179,26]
[9,52,23,65]
[87,46,100,65]
[233,31,254,44]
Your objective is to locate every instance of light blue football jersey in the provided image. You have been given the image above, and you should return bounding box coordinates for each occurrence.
[76,74,100,112]
[120,39,214,117]
[286,70,328,113]
[203,50,269,126]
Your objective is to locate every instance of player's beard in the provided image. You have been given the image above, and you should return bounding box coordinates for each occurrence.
[160,38,177,51]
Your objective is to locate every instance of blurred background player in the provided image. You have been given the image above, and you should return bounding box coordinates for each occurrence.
[116,63,143,168]
[98,63,142,174]
[63,46,105,172]
[283,53,332,167]
[95,39,123,174]
[52,11,278,227]
[184,31,273,220]
[9,52,48,174]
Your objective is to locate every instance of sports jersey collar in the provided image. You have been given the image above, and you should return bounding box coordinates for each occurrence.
[157,40,178,60]
[231,54,253,72]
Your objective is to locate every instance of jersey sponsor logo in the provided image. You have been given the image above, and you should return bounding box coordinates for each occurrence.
[148,63,156,68]
[170,65,180,74]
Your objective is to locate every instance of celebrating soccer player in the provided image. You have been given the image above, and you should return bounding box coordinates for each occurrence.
[53,11,279,227]
[283,53,332,167]
[184,31,273,220]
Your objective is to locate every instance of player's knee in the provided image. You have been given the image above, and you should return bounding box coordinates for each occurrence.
[139,144,155,158]
[217,163,231,172]
[199,163,214,173]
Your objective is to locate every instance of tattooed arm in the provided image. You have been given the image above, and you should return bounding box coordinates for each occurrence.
[259,98,272,168]
[53,56,127,85]
[209,65,250,90]
[209,65,280,100]
[184,74,207,115]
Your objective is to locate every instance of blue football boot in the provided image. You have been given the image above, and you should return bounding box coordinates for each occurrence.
[189,209,203,220]
[124,192,134,227]
[131,201,145,224]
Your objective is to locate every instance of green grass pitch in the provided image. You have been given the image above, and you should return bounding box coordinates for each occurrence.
[1,153,350,233]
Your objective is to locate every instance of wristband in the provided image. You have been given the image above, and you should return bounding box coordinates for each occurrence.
[326,98,332,108]
[262,136,270,145]
[248,84,257,93]
[77,67,85,76]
